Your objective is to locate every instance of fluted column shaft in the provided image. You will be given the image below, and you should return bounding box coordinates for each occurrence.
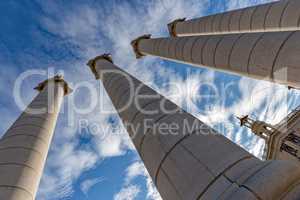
[0,76,71,200]
[169,0,300,37]
[135,31,300,89]
[88,55,300,200]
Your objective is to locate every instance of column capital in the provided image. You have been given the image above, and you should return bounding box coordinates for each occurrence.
[167,18,186,37]
[34,75,73,95]
[131,34,151,59]
[87,53,113,79]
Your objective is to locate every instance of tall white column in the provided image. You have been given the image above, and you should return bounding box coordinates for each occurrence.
[0,75,72,200]
[168,0,300,37]
[88,54,300,200]
[132,31,300,89]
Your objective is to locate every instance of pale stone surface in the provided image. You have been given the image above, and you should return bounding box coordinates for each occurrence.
[0,135,47,154]
[212,14,223,33]
[91,56,300,200]
[240,7,256,32]
[224,157,262,184]
[243,161,300,200]
[171,1,300,36]
[161,144,214,200]
[229,9,243,32]
[190,37,209,64]
[175,37,188,60]
[251,4,271,31]
[0,77,69,199]
[265,1,287,29]
[248,31,292,80]
[0,187,33,200]
[199,176,231,200]
[182,37,198,62]
[281,0,300,28]
[220,12,232,33]
[0,165,39,196]
[214,34,241,70]
[0,148,44,170]
[181,134,251,176]
[229,33,264,76]
[202,36,223,67]
[273,31,300,88]
[156,169,182,200]
[222,187,258,200]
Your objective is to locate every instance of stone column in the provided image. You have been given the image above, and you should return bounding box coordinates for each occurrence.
[0,75,72,200]
[168,0,300,37]
[131,31,300,89]
[88,54,300,200]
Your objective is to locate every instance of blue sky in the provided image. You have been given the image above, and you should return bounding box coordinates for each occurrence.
[1,0,300,200]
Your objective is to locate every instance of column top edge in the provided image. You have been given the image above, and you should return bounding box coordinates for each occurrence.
[87,53,114,79]
[131,34,151,59]
[167,18,186,37]
[34,75,73,95]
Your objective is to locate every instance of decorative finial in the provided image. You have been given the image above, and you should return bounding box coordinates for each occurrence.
[167,18,186,37]
[34,75,72,95]
[131,34,151,59]
[87,53,114,79]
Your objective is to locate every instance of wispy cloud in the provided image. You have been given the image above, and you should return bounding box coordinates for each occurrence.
[114,185,141,200]
[80,177,105,196]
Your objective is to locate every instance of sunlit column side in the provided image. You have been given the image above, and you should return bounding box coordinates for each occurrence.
[88,54,300,200]
[131,31,300,89]
[0,75,72,200]
[168,0,300,37]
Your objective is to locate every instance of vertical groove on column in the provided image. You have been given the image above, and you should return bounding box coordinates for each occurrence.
[263,3,274,30]
[181,38,189,60]
[297,10,300,27]
[270,31,296,80]
[174,38,183,60]
[211,14,217,33]
[227,12,234,32]
[250,6,259,31]
[174,38,181,59]
[279,0,292,28]
[158,39,165,57]
[218,13,225,32]
[138,114,169,151]
[200,37,211,65]
[228,34,245,70]
[154,134,191,185]
[190,37,201,63]
[238,8,246,31]
[196,156,253,200]
[213,36,225,67]
[160,168,184,199]
[180,144,215,176]
[165,39,171,59]
[116,88,131,108]
[130,99,162,124]
[246,33,265,75]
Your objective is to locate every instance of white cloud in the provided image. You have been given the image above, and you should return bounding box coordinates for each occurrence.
[119,161,162,200]
[114,185,141,200]
[125,162,145,185]
[80,177,105,196]
[38,143,98,200]
[225,0,276,10]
